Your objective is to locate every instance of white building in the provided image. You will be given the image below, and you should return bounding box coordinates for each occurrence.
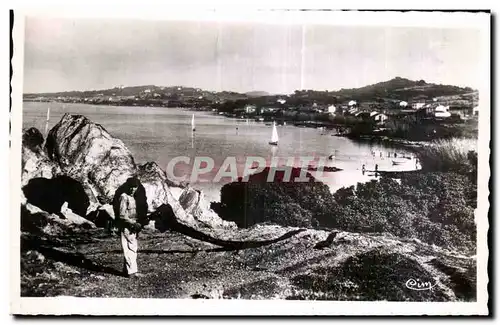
[348,100,357,107]
[412,102,426,110]
[348,107,359,115]
[328,105,336,114]
[399,101,408,107]
[373,113,388,123]
[370,111,379,117]
[245,105,256,113]
[434,105,451,118]
[277,98,287,104]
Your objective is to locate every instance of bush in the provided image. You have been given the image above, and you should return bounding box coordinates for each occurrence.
[327,172,477,252]
[216,167,335,228]
[217,161,477,253]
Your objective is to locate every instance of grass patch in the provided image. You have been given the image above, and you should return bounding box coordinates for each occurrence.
[417,138,477,173]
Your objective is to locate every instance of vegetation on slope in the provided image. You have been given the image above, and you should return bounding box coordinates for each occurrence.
[217,140,478,253]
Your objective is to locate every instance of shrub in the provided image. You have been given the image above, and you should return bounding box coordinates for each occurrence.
[217,162,477,253]
[327,172,477,252]
[216,167,335,228]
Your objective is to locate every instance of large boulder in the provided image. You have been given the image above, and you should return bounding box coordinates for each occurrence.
[179,187,237,229]
[136,162,236,230]
[21,128,61,187]
[136,162,179,213]
[135,162,195,226]
[45,114,136,204]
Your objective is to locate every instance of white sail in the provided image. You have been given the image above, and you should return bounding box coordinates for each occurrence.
[191,114,196,131]
[270,122,279,143]
[44,106,50,137]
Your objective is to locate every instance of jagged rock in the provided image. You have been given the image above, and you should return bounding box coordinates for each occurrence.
[45,114,136,204]
[60,202,96,228]
[85,204,115,229]
[21,204,70,236]
[136,162,199,227]
[25,250,45,263]
[135,162,235,230]
[21,128,61,187]
[21,201,94,236]
[179,187,237,229]
[22,127,44,152]
[136,162,176,213]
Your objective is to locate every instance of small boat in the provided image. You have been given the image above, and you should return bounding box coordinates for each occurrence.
[269,122,279,146]
[392,160,405,166]
[44,106,50,137]
[191,114,196,132]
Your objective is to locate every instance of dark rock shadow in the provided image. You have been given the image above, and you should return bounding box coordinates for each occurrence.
[22,176,90,217]
[150,203,306,250]
[21,235,123,277]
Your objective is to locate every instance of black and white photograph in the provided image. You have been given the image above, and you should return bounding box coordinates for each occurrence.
[10,8,490,316]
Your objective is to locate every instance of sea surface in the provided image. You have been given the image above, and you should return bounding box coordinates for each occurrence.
[22,102,420,202]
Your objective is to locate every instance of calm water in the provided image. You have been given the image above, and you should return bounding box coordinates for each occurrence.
[23,102,419,202]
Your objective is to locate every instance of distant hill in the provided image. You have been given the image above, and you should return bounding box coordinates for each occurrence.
[245,91,271,98]
[329,77,476,102]
[24,77,477,108]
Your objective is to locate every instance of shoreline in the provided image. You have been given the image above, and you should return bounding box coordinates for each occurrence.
[24,101,469,154]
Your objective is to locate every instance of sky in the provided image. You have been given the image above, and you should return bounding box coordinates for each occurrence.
[23,17,483,94]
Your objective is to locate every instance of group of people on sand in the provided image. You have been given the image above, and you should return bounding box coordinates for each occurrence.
[370,150,414,160]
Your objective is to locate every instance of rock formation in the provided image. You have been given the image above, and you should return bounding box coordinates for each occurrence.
[179,187,237,229]
[60,202,96,228]
[21,128,61,187]
[45,114,136,204]
[37,114,234,233]
[136,162,181,214]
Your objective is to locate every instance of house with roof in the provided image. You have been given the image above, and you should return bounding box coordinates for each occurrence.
[412,102,426,110]
[434,105,451,118]
[373,112,388,124]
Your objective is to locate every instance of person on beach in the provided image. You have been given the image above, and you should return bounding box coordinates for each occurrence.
[362,164,366,175]
[375,164,379,175]
[112,177,149,278]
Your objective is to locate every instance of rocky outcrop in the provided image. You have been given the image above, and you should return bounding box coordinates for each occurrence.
[21,202,94,237]
[179,187,237,229]
[45,114,136,204]
[60,202,96,228]
[135,162,235,231]
[135,162,195,225]
[136,162,180,213]
[21,128,61,187]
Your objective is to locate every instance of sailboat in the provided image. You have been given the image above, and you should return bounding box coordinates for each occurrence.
[191,114,196,132]
[269,121,279,146]
[44,106,50,138]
